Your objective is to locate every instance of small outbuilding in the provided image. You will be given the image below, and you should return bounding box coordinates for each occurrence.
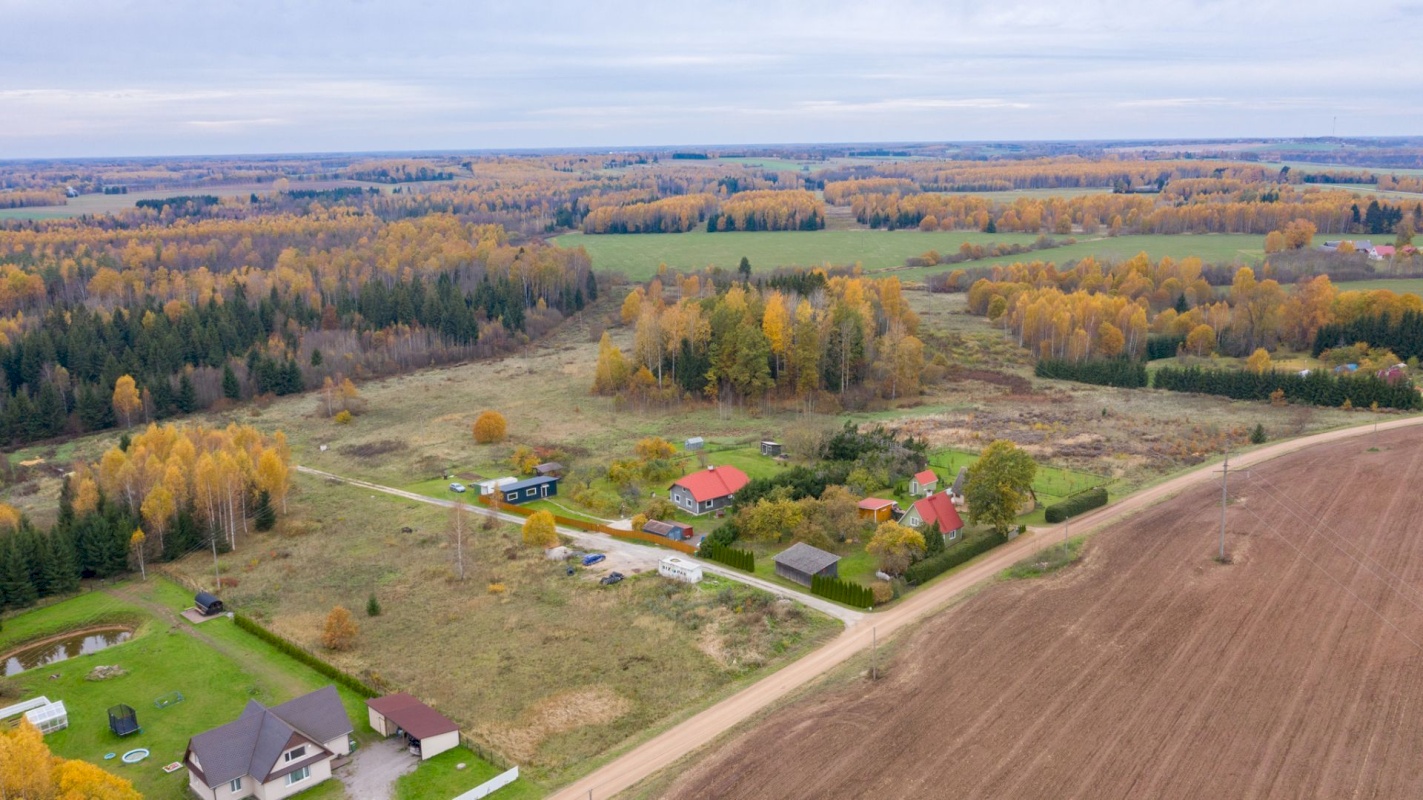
[760,440,782,457]
[659,556,703,584]
[773,543,841,588]
[534,462,564,477]
[909,469,939,497]
[642,519,694,541]
[194,592,224,616]
[948,466,967,500]
[367,694,460,761]
[685,436,704,451]
[857,497,896,523]
[478,477,519,496]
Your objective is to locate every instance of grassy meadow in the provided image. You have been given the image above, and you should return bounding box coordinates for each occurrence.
[556,229,1266,281]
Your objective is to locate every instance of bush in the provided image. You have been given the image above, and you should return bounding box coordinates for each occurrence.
[700,542,754,571]
[1043,487,1109,523]
[810,574,874,608]
[904,533,1007,585]
[233,613,380,697]
[521,511,558,549]
[333,410,353,425]
[322,606,358,651]
[1250,423,1267,444]
[365,593,381,617]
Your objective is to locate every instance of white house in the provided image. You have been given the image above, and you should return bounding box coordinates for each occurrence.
[184,686,352,800]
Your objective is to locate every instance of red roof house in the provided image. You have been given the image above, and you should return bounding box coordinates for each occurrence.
[669,465,750,516]
[910,469,939,496]
[903,492,965,537]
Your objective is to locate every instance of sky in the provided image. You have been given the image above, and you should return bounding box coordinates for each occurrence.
[2,0,1421,158]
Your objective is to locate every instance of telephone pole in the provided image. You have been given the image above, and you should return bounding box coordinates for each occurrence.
[1219,453,1228,561]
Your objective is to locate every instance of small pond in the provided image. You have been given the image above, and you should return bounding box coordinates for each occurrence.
[2,627,133,676]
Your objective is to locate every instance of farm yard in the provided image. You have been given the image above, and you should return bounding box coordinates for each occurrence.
[0,580,378,799]
[656,425,1423,800]
[162,472,838,787]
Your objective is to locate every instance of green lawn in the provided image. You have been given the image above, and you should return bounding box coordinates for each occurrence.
[393,746,541,800]
[1332,278,1423,296]
[926,449,1108,502]
[555,229,1267,282]
[2,580,371,800]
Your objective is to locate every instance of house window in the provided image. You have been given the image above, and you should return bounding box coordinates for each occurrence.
[702,501,711,510]
[284,745,307,762]
[505,493,516,502]
[285,766,311,786]
[230,778,243,792]
[526,488,536,497]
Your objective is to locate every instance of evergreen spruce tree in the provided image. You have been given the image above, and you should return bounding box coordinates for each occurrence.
[254,490,277,531]
[176,374,198,413]
[222,363,241,400]
[0,540,37,608]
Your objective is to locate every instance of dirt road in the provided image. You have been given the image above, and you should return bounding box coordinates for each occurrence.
[550,414,1423,800]
[294,466,862,624]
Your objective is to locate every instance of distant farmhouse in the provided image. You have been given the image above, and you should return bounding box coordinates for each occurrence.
[669,465,749,516]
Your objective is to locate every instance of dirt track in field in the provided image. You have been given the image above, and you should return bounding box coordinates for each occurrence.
[661,427,1423,799]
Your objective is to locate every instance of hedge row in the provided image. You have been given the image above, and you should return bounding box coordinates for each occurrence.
[1035,358,1148,388]
[1146,335,1187,360]
[700,542,754,572]
[904,533,1008,585]
[1044,486,1109,523]
[233,612,381,698]
[811,574,874,608]
[1152,364,1420,410]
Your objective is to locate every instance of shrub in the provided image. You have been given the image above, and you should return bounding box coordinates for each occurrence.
[365,593,381,617]
[473,410,508,444]
[700,542,754,571]
[904,533,1007,585]
[810,574,874,607]
[1250,423,1267,444]
[333,410,353,425]
[322,606,359,651]
[870,581,894,604]
[1043,487,1109,524]
[521,511,558,549]
[630,513,648,532]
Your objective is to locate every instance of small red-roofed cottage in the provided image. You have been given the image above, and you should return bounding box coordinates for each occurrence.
[902,492,965,541]
[669,465,750,516]
[909,469,939,496]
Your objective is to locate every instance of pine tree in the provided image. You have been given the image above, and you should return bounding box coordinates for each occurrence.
[176,375,197,413]
[254,490,277,531]
[222,364,241,400]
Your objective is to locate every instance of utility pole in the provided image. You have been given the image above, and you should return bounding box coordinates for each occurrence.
[211,533,221,592]
[870,627,877,681]
[1063,517,1070,557]
[1219,453,1228,561]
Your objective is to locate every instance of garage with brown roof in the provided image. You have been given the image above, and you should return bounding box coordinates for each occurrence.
[366,694,461,761]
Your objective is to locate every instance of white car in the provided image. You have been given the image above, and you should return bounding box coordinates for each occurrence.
[448,482,466,493]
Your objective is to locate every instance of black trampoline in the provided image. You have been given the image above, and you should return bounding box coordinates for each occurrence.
[108,704,142,737]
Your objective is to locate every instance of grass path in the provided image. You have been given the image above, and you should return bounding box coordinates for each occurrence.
[103,583,310,699]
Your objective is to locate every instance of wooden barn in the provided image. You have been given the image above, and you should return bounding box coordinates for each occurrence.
[773,543,840,588]
[857,497,896,523]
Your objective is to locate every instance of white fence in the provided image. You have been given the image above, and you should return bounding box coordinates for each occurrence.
[452,766,519,800]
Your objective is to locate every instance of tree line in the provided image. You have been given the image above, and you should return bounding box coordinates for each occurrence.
[1152,365,1419,410]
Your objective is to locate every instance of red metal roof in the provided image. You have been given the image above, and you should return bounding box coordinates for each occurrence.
[671,466,750,503]
[857,497,895,510]
[912,493,964,534]
[913,469,938,486]
[366,694,458,740]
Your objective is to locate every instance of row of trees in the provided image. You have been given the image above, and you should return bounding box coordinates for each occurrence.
[1312,310,1423,361]
[1152,365,1419,410]
[706,190,825,232]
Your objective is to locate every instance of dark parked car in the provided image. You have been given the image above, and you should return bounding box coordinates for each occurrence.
[599,572,625,586]
[581,553,606,567]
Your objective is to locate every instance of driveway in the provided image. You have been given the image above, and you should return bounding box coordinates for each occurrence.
[337,737,416,800]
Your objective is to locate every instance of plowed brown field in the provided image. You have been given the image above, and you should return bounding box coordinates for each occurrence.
[663,428,1423,799]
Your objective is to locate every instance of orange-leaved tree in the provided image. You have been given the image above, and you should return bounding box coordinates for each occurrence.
[322,605,359,651]
[473,410,507,444]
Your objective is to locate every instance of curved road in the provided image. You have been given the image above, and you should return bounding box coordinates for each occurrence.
[549,414,1423,800]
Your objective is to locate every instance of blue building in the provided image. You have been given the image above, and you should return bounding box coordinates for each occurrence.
[499,476,559,505]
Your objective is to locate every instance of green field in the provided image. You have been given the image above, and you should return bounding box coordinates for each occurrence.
[556,229,1266,281]
[1332,278,1423,296]
[0,580,376,800]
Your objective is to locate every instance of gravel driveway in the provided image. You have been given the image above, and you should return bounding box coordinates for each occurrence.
[337,737,417,800]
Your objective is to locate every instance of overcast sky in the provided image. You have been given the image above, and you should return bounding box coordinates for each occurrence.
[2,0,1420,158]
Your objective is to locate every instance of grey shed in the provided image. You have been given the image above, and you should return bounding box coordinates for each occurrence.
[773,542,840,587]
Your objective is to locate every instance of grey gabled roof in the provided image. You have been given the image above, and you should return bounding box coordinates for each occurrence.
[950,466,967,495]
[773,542,840,575]
[186,686,352,788]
